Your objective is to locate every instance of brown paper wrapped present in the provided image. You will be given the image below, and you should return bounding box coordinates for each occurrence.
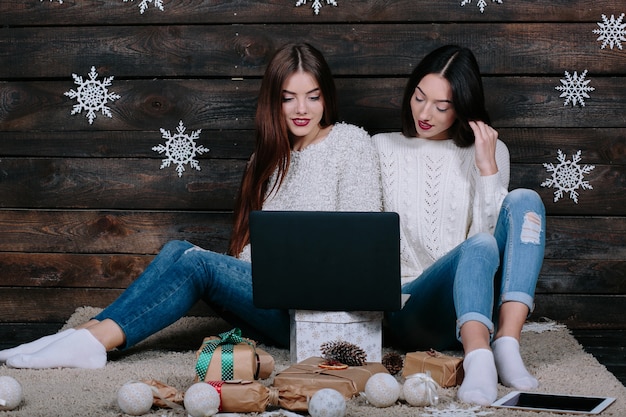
[402,349,464,387]
[194,328,274,381]
[256,347,275,379]
[207,381,308,413]
[143,379,312,413]
[143,379,185,408]
[273,356,389,405]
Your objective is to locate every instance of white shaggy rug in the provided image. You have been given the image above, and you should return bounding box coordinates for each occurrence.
[0,306,625,417]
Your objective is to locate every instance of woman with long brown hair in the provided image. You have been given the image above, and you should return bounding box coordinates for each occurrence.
[1,43,382,369]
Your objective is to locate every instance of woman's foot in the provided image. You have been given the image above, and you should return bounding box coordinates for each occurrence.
[0,329,76,362]
[457,348,498,406]
[6,329,106,369]
[492,336,538,390]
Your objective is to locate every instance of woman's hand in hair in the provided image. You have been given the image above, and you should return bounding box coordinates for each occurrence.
[470,120,499,176]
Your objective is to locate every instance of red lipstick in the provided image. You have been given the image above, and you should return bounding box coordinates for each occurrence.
[418,120,432,130]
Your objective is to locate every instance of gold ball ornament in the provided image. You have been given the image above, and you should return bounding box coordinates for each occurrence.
[117,381,154,416]
[364,373,401,408]
[0,376,23,411]
[183,382,220,417]
[308,388,346,417]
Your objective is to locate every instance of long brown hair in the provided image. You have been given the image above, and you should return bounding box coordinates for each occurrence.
[228,42,338,256]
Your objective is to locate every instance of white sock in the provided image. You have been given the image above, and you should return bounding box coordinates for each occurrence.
[492,336,539,390]
[457,348,498,406]
[0,329,76,362]
[6,329,106,369]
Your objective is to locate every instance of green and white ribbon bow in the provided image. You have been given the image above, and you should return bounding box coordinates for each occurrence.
[195,328,255,381]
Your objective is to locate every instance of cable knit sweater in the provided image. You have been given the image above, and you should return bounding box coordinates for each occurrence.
[373,132,510,285]
[238,122,383,261]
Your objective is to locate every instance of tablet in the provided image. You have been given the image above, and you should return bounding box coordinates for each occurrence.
[492,391,615,414]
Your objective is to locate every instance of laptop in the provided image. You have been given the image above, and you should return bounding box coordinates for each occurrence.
[249,210,402,311]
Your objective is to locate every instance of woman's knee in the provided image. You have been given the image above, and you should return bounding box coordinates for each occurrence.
[505,188,545,215]
[465,232,499,259]
[160,240,193,255]
[504,189,546,244]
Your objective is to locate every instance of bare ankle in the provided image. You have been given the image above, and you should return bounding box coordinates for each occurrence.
[86,319,125,351]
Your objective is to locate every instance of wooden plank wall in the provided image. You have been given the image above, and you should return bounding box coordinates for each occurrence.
[0,0,624,345]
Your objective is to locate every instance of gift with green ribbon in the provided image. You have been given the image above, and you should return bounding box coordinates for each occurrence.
[194,328,260,382]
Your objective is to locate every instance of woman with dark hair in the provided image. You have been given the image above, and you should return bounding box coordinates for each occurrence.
[1,42,382,370]
[374,45,546,405]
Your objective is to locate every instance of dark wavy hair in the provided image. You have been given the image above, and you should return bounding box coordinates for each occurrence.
[229,42,338,256]
[401,45,490,147]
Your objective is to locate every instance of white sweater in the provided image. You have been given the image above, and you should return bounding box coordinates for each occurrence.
[373,132,510,285]
[238,122,383,261]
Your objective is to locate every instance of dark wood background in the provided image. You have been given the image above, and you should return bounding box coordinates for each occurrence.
[0,0,624,345]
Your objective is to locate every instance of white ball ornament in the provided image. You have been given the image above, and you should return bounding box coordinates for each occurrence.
[183,382,220,417]
[117,381,154,416]
[364,373,401,408]
[403,373,439,407]
[308,388,346,417]
[0,376,23,411]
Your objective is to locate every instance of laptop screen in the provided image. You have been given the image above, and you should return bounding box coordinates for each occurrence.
[249,211,401,311]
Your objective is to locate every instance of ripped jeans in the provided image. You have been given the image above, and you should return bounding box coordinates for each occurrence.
[385,188,546,351]
[94,241,290,349]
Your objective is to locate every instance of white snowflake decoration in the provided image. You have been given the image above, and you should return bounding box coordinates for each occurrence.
[541,150,595,204]
[123,0,164,14]
[153,121,209,177]
[296,0,337,15]
[64,66,120,125]
[522,319,567,333]
[554,70,595,107]
[422,403,493,417]
[593,13,626,50]
[460,0,502,13]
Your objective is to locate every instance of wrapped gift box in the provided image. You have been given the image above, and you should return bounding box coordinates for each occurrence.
[402,349,464,387]
[144,379,312,413]
[290,310,383,363]
[273,356,389,408]
[194,328,275,382]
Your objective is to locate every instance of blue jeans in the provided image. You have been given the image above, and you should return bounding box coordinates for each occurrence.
[385,189,546,351]
[94,240,290,349]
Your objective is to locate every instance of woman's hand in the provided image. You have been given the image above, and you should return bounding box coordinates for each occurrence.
[470,120,499,176]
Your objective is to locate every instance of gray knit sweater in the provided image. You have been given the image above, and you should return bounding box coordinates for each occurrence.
[238,122,383,261]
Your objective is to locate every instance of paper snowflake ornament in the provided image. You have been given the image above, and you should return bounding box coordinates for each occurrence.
[296,0,337,15]
[421,403,493,416]
[593,13,626,50]
[152,121,209,177]
[541,150,595,204]
[554,70,595,107]
[460,0,502,14]
[123,0,164,14]
[64,66,121,125]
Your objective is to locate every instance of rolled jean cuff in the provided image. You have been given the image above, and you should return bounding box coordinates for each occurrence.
[456,312,494,342]
[501,291,535,313]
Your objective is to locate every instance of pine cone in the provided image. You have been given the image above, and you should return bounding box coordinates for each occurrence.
[382,352,403,375]
[320,340,367,366]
